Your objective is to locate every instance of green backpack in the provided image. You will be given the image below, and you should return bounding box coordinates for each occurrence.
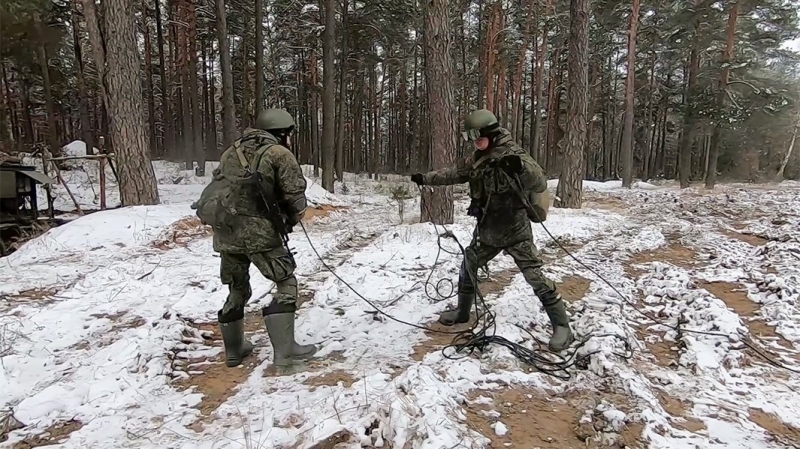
[191,141,273,231]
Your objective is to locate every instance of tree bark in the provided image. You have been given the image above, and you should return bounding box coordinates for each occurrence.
[321,0,336,191]
[35,17,61,157]
[142,0,157,156]
[79,0,108,109]
[155,0,171,154]
[555,0,590,209]
[335,0,349,182]
[255,0,264,112]
[105,0,160,205]
[776,112,799,180]
[705,1,740,189]
[71,5,95,154]
[186,0,204,174]
[511,0,534,142]
[620,0,640,187]
[678,0,703,188]
[531,0,552,161]
[421,0,456,224]
[215,0,237,147]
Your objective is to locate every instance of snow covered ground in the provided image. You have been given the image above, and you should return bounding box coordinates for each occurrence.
[2,153,800,448]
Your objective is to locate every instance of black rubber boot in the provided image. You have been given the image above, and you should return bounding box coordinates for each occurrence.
[262,302,317,367]
[438,291,474,326]
[218,309,254,367]
[543,295,574,352]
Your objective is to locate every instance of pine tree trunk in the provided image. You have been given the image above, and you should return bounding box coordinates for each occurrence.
[706,1,739,189]
[71,5,95,154]
[142,0,157,156]
[79,0,108,109]
[510,0,533,142]
[531,0,552,161]
[421,0,456,224]
[186,0,204,174]
[321,0,336,191]
[620,0,640,187]
[678,0,702,188]
[155,0,170,154]
[334,0,349,181]
[20,78,34,145]
[555,0,590,209]
[310,50,320,175]
[484,2,500,111]
[776,113,799,180]
[241,27,250,129]
[215,0,237,147]
[35,19,61,157]
[255,0,264,112]
[105,0,160,205]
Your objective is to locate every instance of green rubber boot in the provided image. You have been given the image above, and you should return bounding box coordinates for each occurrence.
[438,291,474,326]
[543,295,574,352]
[218,309,254,367]
[263,303,317,368]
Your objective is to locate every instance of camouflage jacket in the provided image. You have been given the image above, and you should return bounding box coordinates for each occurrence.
[212,128,307,254]
[420,127,547,247]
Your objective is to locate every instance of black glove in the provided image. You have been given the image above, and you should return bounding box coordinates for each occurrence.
[410,173,424,185]
[498,155,523,176]
[285,213,300,228]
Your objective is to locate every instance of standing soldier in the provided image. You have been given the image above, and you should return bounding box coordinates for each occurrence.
[410,109,573,352]
[193,109,317,369]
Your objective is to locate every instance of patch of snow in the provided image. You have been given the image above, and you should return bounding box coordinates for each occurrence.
[2,168,800,448]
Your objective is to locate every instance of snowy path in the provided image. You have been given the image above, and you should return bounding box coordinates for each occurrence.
[2,171,800,448]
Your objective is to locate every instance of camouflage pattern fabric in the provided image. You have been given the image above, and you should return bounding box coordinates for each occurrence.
[421,127,547,247]
[458,238,559,306]
[211,127,308,254]
[419,126,559,303]
[219,246,298,319]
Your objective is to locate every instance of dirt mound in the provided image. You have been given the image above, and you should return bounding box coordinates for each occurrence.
[656,391,706,433]
[478,267,518,298]
[625,242,699,277]
[699,280,796,353]
[7,419,83,448]
[464,387,643,448]
[303,205,348,222]
[749,408,800,447]
[719,228,770,246]
[176,312,264,420]
[152,216,213,249]
[411,318,475,362]
[303,370,356,391]
[560,275,592,303]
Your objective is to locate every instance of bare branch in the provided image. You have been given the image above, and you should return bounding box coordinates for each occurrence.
[727,79,760,93]
[725,89,742,109]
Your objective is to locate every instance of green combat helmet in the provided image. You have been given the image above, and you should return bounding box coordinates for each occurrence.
[462,109,499,141]
[255,108,295,131]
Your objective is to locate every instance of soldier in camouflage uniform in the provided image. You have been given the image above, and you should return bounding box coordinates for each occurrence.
[206,109,317,368]
[410,109,573,352]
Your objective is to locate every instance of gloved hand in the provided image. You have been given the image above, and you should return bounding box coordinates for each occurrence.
[285,213,300,228]
[410,173,424,185]
[498,155,523,176]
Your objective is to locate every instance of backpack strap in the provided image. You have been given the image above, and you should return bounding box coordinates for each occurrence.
[234,140,275,175]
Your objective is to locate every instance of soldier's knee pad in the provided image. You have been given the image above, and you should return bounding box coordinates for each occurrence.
[274,275,298,305]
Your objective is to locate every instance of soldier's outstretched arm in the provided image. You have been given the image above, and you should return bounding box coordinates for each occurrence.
[261,146,308,223]
[412,157,471,186]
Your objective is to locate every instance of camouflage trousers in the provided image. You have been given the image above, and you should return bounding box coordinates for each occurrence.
[459,238,560,307]
[218,246,297,323]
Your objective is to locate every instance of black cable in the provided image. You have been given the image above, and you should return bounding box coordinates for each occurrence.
[297,179,799,379]
[299,188,633,380]
[505,178,800,374]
